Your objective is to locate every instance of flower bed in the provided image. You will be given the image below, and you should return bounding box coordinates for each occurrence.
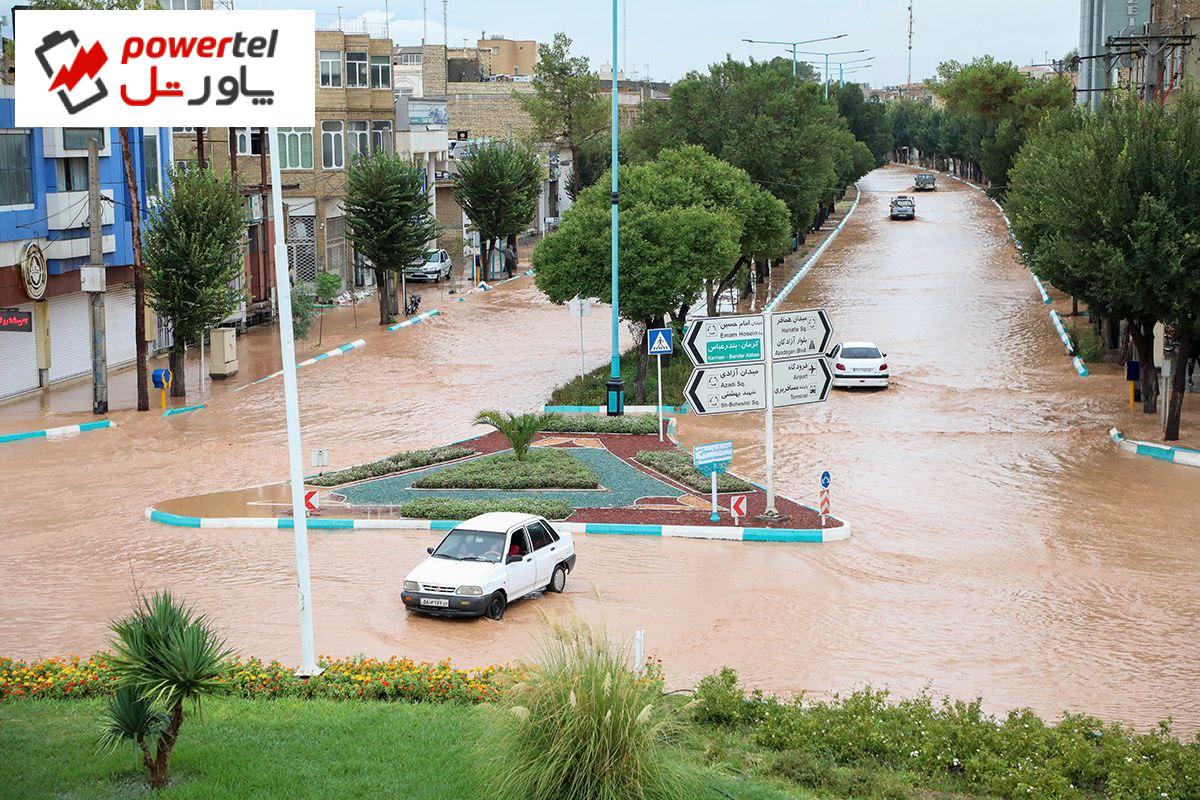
[1,654,511,705]
[307,446,474,487]
[398,497,574,521]
[634,449,755,493]
[539,413,661,435]
[411,449,599,490]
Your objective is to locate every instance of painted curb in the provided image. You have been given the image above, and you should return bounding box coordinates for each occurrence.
[454,270,534,301]
[1110,428,1200,468]
[163,403,207,418]
[543,404,685,414]
[388,308,441,332]
[764,184,863,314]
[0,419,117,444]
[234,338,369,392]
[144,506,850,542]
[1031,274,1051,304]
[1049,310,1076,355]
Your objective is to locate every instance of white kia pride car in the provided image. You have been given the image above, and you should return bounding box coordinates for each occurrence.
[401,513,576,620]
[829,341,890,388]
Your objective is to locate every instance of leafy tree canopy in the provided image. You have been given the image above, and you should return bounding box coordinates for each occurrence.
[453,141,543,269]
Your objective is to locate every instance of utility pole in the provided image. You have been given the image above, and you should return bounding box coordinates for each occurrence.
[906,1,913,92]
[422,0,426,44]
[196,128,206,170]
[86,137,108,415]
[442,0,447,47]
[118,128,149,412]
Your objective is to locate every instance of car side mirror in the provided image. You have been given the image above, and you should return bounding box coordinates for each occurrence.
[427,547,434,555]
[506,554,522,564]
[882,353,888,358]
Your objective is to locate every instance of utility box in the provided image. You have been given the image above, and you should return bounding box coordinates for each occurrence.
[209,327,238,379]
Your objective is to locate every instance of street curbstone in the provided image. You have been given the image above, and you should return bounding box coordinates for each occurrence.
[387,308,441,332]
[1109,428,1200,468]
[0,419,117,445]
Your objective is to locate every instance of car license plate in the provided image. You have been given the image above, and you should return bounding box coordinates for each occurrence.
[420,597,450,608]
[853,367,872,373]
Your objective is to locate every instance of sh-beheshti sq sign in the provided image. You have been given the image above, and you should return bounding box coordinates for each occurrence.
[15,10,314,127]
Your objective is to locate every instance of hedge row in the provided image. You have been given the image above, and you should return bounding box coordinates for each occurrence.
[396,497,574,521]
[307,446,474,487]
[411,449,598,490]
[634,450,754,493]
[539,413,661,435]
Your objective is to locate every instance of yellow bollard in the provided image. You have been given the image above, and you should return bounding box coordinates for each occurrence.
[1128,380,1135,411]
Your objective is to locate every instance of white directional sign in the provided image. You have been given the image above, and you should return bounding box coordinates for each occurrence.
[770,309,833,360]
[693,440,734,467]
[685,362,768,415]
[684,314,764,365]
[771,356,833,408]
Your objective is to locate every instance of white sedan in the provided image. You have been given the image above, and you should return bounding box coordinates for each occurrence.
[401,512,576,620]
[403,249,453,282]
[828,341,890,388]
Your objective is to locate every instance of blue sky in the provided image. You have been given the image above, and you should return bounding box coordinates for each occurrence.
[278,0,1080,85]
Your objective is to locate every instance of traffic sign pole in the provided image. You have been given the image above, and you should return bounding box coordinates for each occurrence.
[710,472,719,522]
[763,311,777,516]
[656,354,664,442]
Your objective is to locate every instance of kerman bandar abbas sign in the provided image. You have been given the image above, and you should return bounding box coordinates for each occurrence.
[15,10,315,126]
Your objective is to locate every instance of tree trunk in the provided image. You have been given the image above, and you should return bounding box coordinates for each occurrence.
[148,700,184,789]
[705,280,716,316]
[118,128,150,412]
[169,345,186,397]
[1164,333,1191,441]
[1130,320,1158,414]
[633,324,650,404]
[375,269,389,325]
[568,144,581,201]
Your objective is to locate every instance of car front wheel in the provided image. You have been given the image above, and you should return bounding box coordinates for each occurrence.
[485,591,507,620]
[548,564,567,594]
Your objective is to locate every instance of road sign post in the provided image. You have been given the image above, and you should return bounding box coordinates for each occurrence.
[569,297,591,383]
[647,327,674,441]
[730,494,748,522]
[819,470,831,526]
[694,441,733,522]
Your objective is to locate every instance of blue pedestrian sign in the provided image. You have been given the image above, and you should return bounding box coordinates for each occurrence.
[820,470,831,489]
[647,327,673,356]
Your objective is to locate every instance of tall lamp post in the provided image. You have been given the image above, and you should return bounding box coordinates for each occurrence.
[797,55,874,88]
[606,0,624,415]
[794,48,869,99]
[741,34,847,77]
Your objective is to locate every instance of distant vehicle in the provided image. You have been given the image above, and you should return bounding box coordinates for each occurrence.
[401,513,576,620]
[914,173,937,191]
[404,249,453,282]
[889,195,916,220]
[828,342,890,389]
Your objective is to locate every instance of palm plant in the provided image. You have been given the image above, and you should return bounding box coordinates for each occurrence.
[473,410,557,461]
[483,617,693,800]
[99,591,233,789]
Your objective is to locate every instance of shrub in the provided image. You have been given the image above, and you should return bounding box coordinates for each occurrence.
[1068,321,1106,363]
[474,410,557,461]
[482,618,695,800]
[315,271,342,304]
[692,667,758,727]
[397,497,574,521]
[539,413,660,435]
[307,446,473,487]
[635,450,754,493]
[412,449,598,490]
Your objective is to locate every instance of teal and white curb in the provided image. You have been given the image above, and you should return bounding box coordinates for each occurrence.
[456,270,534,301]
[388,308,441,331]
[1110,428,1200,468]
[763,184,862,314]
[144,506,850,542]
[0,419,116,444]
[163,403,207,418]
[1032,274,1051,304]
[1049,310,1075,355]
[543,404,686,415]
[1072,356,1089,377]
[234,338,368,392]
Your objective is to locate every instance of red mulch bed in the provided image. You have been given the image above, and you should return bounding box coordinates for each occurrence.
[443,427,840,530]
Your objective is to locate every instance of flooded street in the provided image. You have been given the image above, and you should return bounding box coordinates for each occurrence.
[2,165,1197,733]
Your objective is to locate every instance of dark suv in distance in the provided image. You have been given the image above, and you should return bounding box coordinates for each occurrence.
[915,173,936,191]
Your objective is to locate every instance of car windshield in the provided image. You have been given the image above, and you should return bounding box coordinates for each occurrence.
[423,251,439,262]
[893,198,914,206]
[841,347,881,359]
[432,529,505,563]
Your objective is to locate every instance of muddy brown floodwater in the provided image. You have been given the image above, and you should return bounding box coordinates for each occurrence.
[1,165,1197,734]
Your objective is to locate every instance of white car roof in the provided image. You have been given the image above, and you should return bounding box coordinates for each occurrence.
[838,341,879,350]
[455,512,541,532]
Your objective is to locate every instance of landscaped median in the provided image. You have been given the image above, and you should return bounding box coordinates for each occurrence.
[147,413,849,543]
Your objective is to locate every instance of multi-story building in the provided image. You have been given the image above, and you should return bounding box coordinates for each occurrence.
[1077,0,1153,109]
[448,35,538,80]
[0,86,171,400]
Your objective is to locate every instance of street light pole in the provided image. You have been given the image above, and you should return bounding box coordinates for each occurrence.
[741,34,847,80]
[606,0,624,416]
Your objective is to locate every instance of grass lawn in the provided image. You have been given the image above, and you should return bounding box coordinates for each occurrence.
[1,698,817,800]
[411,448,599,490]
[549,347,693,408]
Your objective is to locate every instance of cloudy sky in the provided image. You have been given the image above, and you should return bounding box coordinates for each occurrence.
[274,0,1080,86]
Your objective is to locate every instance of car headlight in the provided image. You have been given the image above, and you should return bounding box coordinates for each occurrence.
[456,585,483,596]
[403,580,419,592]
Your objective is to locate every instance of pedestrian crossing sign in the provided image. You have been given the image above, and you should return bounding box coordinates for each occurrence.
[647,327,673,356]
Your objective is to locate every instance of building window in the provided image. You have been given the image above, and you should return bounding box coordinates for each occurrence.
[346,121,369,162]
[276,127,313,169]
[370,55,391,88]
[400,52,422,65]
[63,128,105,150]
[57,157,87,192]
[0,130,33,207]
[143,131,160,197]
[371,120,393,155]
[164,0,201,8]
[235,128,264,156]
[321,121,344,169]
[320,50,342,88]
[346,52,368,88]
[171,126,207,133]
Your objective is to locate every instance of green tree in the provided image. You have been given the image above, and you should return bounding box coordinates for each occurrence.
[344,152,439,325]
[518,32,607,200]
[99,592,232,789]
[837,83,893,165]
[143,166,243,398]
[453,141,542,281]
[473,410,556,461]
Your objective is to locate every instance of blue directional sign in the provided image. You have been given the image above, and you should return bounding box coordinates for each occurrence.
[647,327,673,356]
[694,441,733,476]
[820,470,831,489]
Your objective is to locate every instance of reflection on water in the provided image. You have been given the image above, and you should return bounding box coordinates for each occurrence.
[1,167,1197,734]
